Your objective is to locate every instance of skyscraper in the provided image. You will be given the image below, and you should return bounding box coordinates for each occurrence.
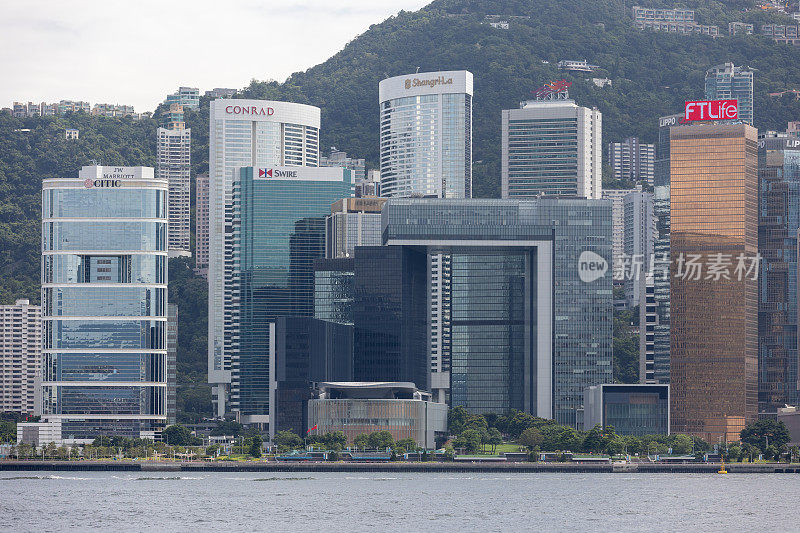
[231,166,352,424]
[41,165,168,440]
[669,123,758,443]
[502,95,602,199]
[602,188,639,280]
[382,198,613,425]
[157,103,191,257]
[195,173,209,278]
[165,87,200,110]
[325,197,386,259]
[0,299,41,414]
[608,137,655,185]
[379,70,473,198]
[623,190,656,307]
[758,131,800,417]
[705,62,754,125]
[208,99,321,416]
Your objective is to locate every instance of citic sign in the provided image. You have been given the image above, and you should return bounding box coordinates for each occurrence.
[225,105,274,116]
[684,100,738,121]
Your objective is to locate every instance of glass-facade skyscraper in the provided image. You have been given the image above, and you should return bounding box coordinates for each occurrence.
[378,70,472,198]
[41,166,168,439]
[208,99,321,417]
[501,99,602,199]
[758,133,800,417]
[705,62,754,125]
[669,123,758,443]
[382,198,613,426]
[232,166,352,424]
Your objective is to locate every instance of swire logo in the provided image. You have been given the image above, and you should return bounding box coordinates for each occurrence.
[258,168,298,178]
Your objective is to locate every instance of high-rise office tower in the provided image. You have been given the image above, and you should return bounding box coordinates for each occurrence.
[379,70,473,403]
[757,131,800,417]
[608,137,655,185]
[705,62,754,125]
[379,70,473,198]
[356,169,381,198]
[157,103,191,257]
[669,123,758,443]
[41,165,168,439]
[382,198,613,425]
[602,188,639,281]
[194,173,209,278]
[502,92,602,199]
[208,99,321,417]
[623,190,656,307]
[0,299,41,414]
[325,197,386,259]
[231,166,352,424]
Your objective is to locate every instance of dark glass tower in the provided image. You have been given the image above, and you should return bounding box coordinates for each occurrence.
[233,166,352,423]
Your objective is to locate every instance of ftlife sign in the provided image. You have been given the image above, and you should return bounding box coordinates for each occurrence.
[684,99,739,122]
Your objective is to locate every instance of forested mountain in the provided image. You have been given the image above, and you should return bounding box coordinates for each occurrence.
[2,0,800,413]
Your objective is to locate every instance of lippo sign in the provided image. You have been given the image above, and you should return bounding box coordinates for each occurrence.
[684,99,738,122]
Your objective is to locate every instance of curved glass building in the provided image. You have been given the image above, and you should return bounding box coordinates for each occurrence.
[41,166,168,440]
[378,70,473,199]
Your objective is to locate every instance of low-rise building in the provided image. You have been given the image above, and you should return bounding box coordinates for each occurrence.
[65,129,79,140]
[583,384,670,436]
[729,22,754,35]
[308,382,447,449]
[557,59,599,72]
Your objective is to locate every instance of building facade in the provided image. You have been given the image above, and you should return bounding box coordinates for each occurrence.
[41,165,168,440]
[325,197,386,259]
[195,173,209,278]
[602,188,639,282]
[0,299,41,414]
[307,382,447,449]
[669,124,758,442]
[208,99,321,417]
[167,304,177,425]
[757,133,800,416]
[623,191,655,307]
[165,87,200,110]
[583,384,669,436]
[502,99,602,199]
[378,70,473,199]
[705,63,754,125]
[383,198,613,426]
[320,148,366,184]
[157,110,191,258]
[608,137,655,185]
[230,166,352,424]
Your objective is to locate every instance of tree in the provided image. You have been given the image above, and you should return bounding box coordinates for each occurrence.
[273,430,303,450]
[740,419,790,450]
[394,438,418,453]
[367,431,395,450]
[0,420,16,442]
[519,427,543,450]
[582,425,606,453]
[315,431,347,451]
[249,435,263,458]
[210,420,243,437]
[353,433,370,449]
[453,429,482,454]
[162,424,196,446]
[672,434,694,455]
[487,428,503,453]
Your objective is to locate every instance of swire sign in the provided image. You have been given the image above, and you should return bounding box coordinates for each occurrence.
[684,99,738,122]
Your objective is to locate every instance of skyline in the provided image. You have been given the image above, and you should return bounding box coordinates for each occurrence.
[0,0,428,111]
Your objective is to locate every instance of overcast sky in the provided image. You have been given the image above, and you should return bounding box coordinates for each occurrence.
[0,0,428,111]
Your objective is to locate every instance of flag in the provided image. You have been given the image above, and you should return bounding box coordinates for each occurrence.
[307,425,318,434]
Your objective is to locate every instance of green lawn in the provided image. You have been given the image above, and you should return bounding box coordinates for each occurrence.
[470,443,524,456]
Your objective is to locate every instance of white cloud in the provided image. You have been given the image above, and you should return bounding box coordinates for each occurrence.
[0,0,428,111]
